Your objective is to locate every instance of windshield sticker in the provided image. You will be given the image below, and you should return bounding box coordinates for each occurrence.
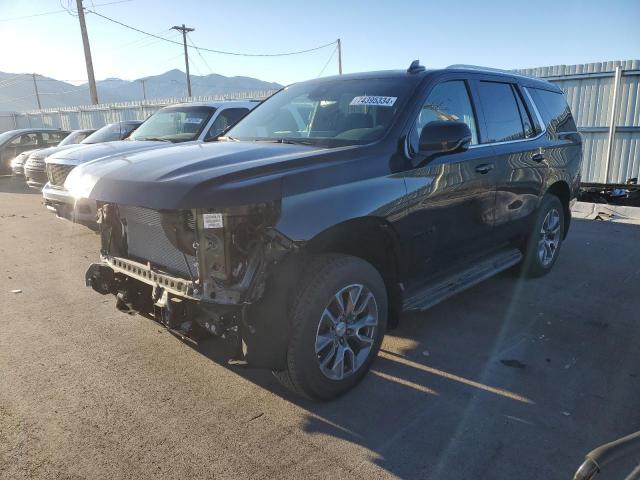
[184,117,204,124]
[349,96,397,107]
[202,213,223,229]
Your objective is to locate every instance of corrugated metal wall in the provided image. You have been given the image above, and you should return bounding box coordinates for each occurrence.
[518,60,640,184]
[0,90,276,133]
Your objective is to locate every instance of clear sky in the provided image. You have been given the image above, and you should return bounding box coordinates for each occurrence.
[0,0,638,85]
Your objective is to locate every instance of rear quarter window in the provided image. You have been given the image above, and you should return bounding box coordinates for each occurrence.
[529,88,577,134]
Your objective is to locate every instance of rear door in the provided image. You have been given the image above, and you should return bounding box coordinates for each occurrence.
[402,77,497,279]
[472,79,546,244]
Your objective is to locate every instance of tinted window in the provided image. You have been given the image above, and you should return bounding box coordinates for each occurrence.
[477,82,526,143]
[58,130,95,146]
[82,123,133,144]
[530,88,577,134]
[120,123,139,139]
[206,108,249,139]
[512,88,535,137]
[409,80,478,153]
[10,133,38,147]
[41,131,68,145]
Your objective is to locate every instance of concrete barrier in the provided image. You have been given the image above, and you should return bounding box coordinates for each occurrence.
[572,202,640,225]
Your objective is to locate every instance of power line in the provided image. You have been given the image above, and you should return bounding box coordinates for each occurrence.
[0,0,131,22]
[0,8,67,22]
[187,33,214,75]
[86,9,338,57]
[113,28,175,50]
[317,45,338,77]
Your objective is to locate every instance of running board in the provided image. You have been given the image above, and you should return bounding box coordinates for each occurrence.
[402,248,523,312]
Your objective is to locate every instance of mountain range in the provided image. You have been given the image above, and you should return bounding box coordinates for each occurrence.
[0,69,282,112]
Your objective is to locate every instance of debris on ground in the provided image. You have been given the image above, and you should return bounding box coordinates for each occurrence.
[579,180,640,207]
[10,289,22,294]
[562,411,572,417]
[501,359,526,369]
[422,349,430,357]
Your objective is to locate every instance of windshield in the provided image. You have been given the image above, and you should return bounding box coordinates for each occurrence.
[129,106,215,143]
[226,78,415,147]
[59,130,94,146]
[81,123,137,144]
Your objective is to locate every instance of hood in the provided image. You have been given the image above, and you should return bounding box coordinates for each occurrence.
[32,143,84,160]
[46,140,170,165]
[65,140,361,209]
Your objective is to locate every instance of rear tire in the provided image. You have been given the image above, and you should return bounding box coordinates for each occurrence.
[274,254,387,400]
[521,194,565,278]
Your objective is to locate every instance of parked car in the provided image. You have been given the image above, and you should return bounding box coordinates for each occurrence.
[70,63,582,399]
[25,123,138,190]
[13,129,95,177]
[43,101,256,224]
[0,128,69,175]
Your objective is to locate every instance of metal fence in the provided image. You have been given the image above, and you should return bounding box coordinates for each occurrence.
[0,90,276,134]
[2,60,639,185]
[517,60,640,185]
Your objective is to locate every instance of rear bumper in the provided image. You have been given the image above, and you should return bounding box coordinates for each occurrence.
[42,183,98,225]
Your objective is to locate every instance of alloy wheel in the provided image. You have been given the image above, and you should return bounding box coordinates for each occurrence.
[315,284,378,381]
[538,208,561,267]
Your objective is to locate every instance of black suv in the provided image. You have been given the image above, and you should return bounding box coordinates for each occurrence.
[74,62,582,399]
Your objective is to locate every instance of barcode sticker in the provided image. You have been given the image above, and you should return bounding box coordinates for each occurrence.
[349,96,397,107]
[202,213,223,229]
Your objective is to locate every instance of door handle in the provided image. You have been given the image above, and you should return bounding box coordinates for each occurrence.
[475,163,494,174]
[531,152,545,163]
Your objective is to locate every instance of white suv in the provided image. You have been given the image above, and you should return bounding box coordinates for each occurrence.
[42,101,257,226]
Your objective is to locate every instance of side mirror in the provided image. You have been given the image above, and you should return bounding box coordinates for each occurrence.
[418,121,472,158]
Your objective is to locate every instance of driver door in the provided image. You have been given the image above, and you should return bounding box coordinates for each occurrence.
[401,79,497,279]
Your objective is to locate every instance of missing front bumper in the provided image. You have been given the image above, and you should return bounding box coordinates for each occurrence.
[90,255,201,301]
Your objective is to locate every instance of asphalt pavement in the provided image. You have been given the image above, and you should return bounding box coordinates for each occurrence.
[1,176,639,480]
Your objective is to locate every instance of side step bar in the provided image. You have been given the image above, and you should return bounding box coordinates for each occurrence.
[402,248,523,312]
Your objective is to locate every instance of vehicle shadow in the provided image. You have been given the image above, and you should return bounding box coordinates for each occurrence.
[179,219,640,478]
[0,175,39,194]
[187,277,559,477]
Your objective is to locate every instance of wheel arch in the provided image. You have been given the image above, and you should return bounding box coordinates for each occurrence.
[303,216,404,328]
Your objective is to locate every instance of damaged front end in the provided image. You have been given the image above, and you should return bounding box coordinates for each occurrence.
[86,201,297,365]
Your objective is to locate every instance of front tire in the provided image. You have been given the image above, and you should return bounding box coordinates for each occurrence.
[274,254,387,400]
[521,194,565,277]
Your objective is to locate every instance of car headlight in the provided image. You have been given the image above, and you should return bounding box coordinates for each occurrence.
[65,168,96,199]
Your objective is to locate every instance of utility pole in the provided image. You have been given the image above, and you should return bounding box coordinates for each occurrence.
[75,0,99,104]
[337,38,343,75]
[139,79,147,101]
[171,24,195,97]
[32,73,42,109]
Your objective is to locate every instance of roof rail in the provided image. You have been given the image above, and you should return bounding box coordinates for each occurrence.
[446,64,538,80]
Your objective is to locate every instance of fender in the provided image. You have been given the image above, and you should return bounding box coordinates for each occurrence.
[275,172,408,242]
